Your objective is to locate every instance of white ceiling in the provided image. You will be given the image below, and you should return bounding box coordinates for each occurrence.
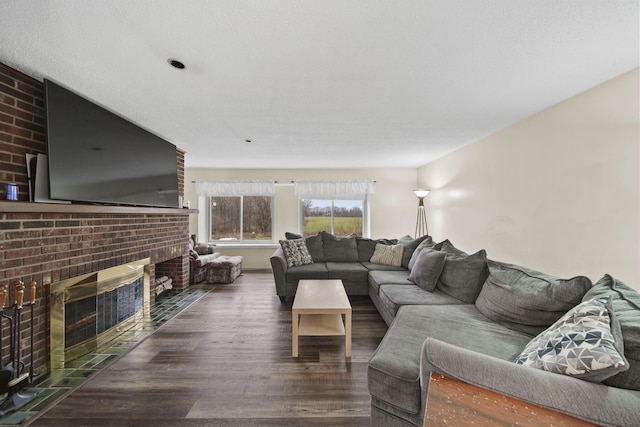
[1,1,638,169]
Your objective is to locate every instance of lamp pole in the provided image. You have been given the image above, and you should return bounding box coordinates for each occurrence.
[413,190,430,237]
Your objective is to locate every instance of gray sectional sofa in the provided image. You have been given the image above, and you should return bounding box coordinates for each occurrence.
[270,231,424,303]
[270,232,640,427]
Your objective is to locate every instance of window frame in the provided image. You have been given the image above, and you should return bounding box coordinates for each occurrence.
[299,197,369,237]
[206,195,275,244]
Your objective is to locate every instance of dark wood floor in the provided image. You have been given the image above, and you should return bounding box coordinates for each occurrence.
[27,272,388,427]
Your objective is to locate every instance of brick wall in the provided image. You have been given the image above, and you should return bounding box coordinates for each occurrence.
[0,62,192,378]
[0,63,46,200]
[0,210,190,376]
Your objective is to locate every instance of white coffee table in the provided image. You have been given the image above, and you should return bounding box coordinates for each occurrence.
[291,279,352,358]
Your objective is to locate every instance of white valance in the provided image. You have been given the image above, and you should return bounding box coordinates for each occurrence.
[195,180,276,197]
[294,180,375,200]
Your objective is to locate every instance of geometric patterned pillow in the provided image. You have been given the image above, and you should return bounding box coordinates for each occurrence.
[514,297,629,383]
[279,239,314,268]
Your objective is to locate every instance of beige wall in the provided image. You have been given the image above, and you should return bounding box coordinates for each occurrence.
[418,68,640,289]
[183,168,419,269]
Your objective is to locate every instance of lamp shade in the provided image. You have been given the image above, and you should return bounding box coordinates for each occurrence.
[413,189,430,198]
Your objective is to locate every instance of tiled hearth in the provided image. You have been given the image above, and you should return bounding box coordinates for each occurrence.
[0,286,209,426]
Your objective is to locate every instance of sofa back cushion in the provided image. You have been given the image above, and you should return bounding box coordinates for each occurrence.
[321,231,358,262]
[434,240,488,303]
[582,275,640,390]
[475,260,592,335]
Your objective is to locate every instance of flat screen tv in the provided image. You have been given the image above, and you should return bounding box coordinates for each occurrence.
[44,79,180,208]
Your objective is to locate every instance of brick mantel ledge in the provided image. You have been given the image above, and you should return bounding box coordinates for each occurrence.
[0,201,198,215]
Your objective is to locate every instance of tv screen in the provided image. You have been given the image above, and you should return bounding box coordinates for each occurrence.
[44,79,180,208]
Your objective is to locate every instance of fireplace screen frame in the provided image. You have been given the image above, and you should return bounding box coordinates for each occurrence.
[50,258,151,368]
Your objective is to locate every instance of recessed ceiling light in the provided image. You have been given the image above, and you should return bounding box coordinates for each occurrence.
[168,59,185,69]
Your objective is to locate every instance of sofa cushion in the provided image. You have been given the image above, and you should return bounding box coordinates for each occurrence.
[325,262,369,283]
[356,237,397,262]
[407,236,435,270]
[321,231,358,262]
[286,231,324,262]
[370,243,404,267]
[435,240,489,303]
[378,285,465,318]
[368,304,531,415]
[397,234,430,268]
[475,260,592,336]
[583,275,640,390]
[279,239,314,267]
[286,263,329,281]
[408,248,446,291]
[514,296,628,383]
[361,262,406,272]
[368,270,412,295]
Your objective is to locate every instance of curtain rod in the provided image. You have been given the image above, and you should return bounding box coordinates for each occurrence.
[191,180,376,183]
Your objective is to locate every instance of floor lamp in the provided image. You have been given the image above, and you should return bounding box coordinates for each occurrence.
[414,189,430,238]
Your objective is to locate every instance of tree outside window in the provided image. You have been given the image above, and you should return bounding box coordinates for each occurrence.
[210,196,273,241]
[301,199,364,237]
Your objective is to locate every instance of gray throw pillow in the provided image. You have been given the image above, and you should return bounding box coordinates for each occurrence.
[582,274,640,390]
[514,296,628,383]
[435,240,488,303]
[475,260,592,335]
[408,249,446,291]
[397,234,431,269]
[321,231,358,262]
[407,236,435,270]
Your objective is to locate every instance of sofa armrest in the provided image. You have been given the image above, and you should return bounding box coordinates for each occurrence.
[420,338,640,427]
[270,247,288,299]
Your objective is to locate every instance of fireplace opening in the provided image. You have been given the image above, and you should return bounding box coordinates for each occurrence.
[50,259,150,368]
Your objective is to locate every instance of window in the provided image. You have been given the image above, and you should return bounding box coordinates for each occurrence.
[301,198,365,237]
[209,196,273,242]
[196,180,276,244]
[294,180,373,238]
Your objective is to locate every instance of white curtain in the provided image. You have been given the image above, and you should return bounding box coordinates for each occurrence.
[195,180,276,196]
[294,180,375,200]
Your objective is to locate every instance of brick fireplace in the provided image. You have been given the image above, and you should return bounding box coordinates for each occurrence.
[0,62,194,378]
